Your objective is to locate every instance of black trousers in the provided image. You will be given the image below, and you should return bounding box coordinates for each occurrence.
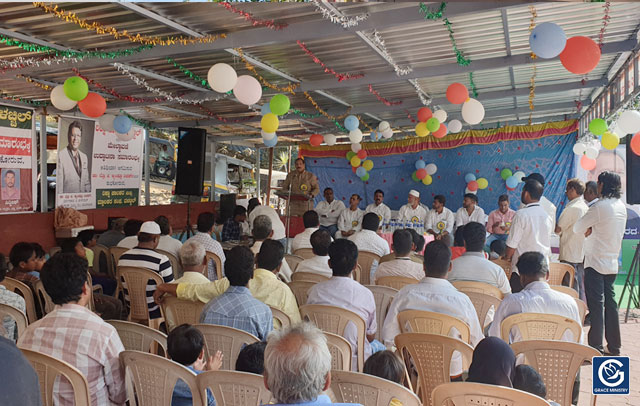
[584,267,621,353]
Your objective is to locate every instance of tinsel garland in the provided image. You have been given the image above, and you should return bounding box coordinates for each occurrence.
[357,117,373,132]
[368,84,402,106]
[0,92,48,106]
[331,118,348,133]
[121,111,177,138]
[0,55,80,71]
[289,109,322,119]
[72,68,166,103]
[311,0,370,29]
[297,41,364,82]
[418,2,446,20]
[528,5,537,125]
[166,58,210,89]
[303,91,352,120]
[17,74,53,91]
[369,31,412,76]
[598,2,611,50]
[195,104,258,123]
[419,2,471,67]
[468,72,479,98]
[144,106,197,121]
[217,2,288,30]
[408,79,431,106]
[33,2,227,46]
[405,110,417,124]
[235,48,299,94]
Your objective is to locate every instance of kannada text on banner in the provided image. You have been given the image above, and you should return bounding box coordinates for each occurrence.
[0,105,34,214]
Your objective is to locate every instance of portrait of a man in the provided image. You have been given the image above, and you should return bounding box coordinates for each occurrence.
[1,169,20,200]
[58,120,91,193]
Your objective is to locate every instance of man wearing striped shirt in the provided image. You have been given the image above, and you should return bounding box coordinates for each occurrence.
[118,221,174,320]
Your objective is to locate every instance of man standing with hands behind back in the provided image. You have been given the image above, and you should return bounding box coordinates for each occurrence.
[281,158,319,217]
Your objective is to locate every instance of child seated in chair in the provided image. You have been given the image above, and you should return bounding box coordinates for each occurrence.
[363,350,406,406]
[167,324,223,406]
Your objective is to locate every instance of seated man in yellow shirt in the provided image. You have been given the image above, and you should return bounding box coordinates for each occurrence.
[154,239,300,324]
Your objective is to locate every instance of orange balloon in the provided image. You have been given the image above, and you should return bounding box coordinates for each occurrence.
[357,149,367,159]
[309,133,323,146]
[446,83,469,104]
[631,132,640,156]
[432,123,448,139]
[78,92,106,118]
[580,155,597,171]
[417,107,433,123]
[559,36,601,75]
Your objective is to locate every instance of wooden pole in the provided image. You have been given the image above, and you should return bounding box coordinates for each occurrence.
[266,147,274,204]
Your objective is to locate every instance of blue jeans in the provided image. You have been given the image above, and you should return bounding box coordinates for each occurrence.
[484,233,508,251]
[319,224,338,239]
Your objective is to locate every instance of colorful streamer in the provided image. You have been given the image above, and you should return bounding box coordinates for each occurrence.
[303,91,352,121]
[234,48,299,94]
[368,85,402,106]
[311,0,370,28]
[17,74,53,91]
[598,2,611,50]
[217,2,288,30]
[419,2,471,67]
[297,40,364,82]
[528,5,537,124]
[71,68,166,103]
[166,58,210,89]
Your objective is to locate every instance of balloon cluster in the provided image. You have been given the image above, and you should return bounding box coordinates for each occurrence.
[446,83,485,125]
[573,139,601,171]
[208,63,262,106]
[529,22,600,75]
[499,169,525,191]
[346,149,373,182]
[377,121,393,140]
[414,107,448,138]
[463,173,489,194]
[51,76,107,118]
[260,94,291,147]
[412,160,438,186]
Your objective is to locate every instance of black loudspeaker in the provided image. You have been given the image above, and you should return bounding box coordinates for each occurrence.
[219,194,237,223]
[175,127,206,196]
[627,144,640,204]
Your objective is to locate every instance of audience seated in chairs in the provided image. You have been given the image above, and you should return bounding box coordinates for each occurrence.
[77,229,98,268]
[374,229,423,282]
[362,350,405,401]
[294,229,333,279]
[174,241,212,285]
[379,229,424,265]
[0,253,26,341]
[251,215,292,282]
[513,365,560,406]
[466,337,516,387]
[97,217,128,248]
[348,213,390,258]
[292,210,322,252]
[235,341,266,375]
[0,335,42,405]
[186,211,226,281]
[116,219,144,249]
[155,215,183,259]
[31,243,46,275]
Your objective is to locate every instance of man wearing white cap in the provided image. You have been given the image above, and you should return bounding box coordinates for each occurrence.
[118,221,175,320]
[398,190,428,226]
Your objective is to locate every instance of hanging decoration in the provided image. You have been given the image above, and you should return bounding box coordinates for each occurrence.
[419,2,471,66]
[418,2,446,20]
[369,31,413,76]
[290,109,322,119]
[303,91,352,120]
[528,6,538,125]
[559,36,601,75]
[312,0,369,29]
[235,48,299,94]
[167,57,210,89]
[446,83,468,105]
[468,72,478,98]
[0,92,48,106]
[409,79,431,106]
[144,107,196,121]
[0,55,81,71]
[529,22,566,59]
[297,41,364,82]
[50,85,76,110]
[72,68,166,103]
[33,2,227,46]
[218,2,288,30]
[368,85,402,106]
[598,2,611,50]
[196,104,257,124]
[17,74,53,91]
[412,159,438,186]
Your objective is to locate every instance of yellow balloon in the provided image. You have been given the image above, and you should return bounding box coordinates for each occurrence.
[362,160,374,171]
[350,156,361,167]
[477,177,488,189]
[261,113,279,133]
[601,131,620,150]
[415,122,430,137]
[422,174,432,185]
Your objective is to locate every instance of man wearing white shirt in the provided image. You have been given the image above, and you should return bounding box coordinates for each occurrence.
[555,178,589,301]
[295,229,333,279]
[292,211,320,252]
[315,188,345,238]
[584,181,599,207]
[504,180,552,292]
[573,171,627,356]
[251,215,292,282]
[365,189,391,229]
[426,194,455,247]
[375,229,423,282]
[382,240,483,379]
[154,215,182,258]
[519,173,557,231]
[247,198,287,247]
[397,190,428,226]
[348,213,390,257]
[454,193,486,231]
[337,194,364,238]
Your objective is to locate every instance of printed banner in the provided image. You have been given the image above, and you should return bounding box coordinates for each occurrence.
[0,104,35,214]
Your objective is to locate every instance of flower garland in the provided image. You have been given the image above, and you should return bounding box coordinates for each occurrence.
[311,0,370,29]
[369,31,413,76]
[419,2,471,67]
[297,40,364,82]
[166,58,210,89]
[303,91,352,120]
[528,5,537,124]
[217,2,288,30]
[234,48,299,94]
[33,2,227,46]
[71,67,166,103]
[368,84,402,106]
[598,2,611,50]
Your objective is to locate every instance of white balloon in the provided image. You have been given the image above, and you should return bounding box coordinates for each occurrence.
[323,134,337,146]
[382,129,393,139]
[348,129,363,144]
[447,119,463,133]
[378,121,390,132]
[464,187,477,195]
[572,142,587,156]
[433,110,448,123]
[585,146,599,160]
[50,85,77,111]
[98,114,116,132]
[425,163,438,176]
[233,75,262,106]
[513,171,526,182]
[261,130,276,141]
[351,143,362,153]
[208,63,238,93]
[461,98,485,125]
[612,125,625,137]
[617,110,640,134]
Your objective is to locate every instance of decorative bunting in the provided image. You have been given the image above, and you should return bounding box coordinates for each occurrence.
[297,41,364,82]
[368,85,402,106]
[217,2,288,30]
[71,68,166,104]
[235,48,299,94]
[312,0,369,29]
[303,91,352,121]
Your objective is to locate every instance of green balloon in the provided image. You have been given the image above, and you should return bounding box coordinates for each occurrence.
[346,151,356,161]
[588,118,607,136]
[360,173,370,181]
[501,168,513,180]
[426,117,440,132]
[270,94,291,116]
[411,171,419,182]
[63,76,89,101]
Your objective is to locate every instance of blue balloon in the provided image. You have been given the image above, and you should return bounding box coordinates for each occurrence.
[370,131,378,142]
[356,167,367,177]
[415,160,426,170]
[529,22,567,59]
[113,115,132,134]
[263,135,278,147]
[344,115,359,131]
[464,173,476,183]
[506,175,518,189]
[261,103,271,116]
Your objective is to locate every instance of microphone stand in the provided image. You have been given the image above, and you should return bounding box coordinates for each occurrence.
[285,183,293,254]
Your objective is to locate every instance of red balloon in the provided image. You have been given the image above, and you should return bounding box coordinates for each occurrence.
[580,155,597,171]
[417,107,432,123]
[357,149,367,160]
[352,166,358,173]
[309,133,323,146]
[467,180,479,191]
[446,83,469,104]
[631,132,640,156]
[416,168,427,180]
[78,93,106,118]
[432,123,448,139]
[506,186,516,192]
[560,36,601,75]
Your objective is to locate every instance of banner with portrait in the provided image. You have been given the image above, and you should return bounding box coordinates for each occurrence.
[0,104,35,214]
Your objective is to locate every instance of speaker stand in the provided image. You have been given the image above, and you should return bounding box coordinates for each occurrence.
[179,196,196,241]
[619,243,640,323]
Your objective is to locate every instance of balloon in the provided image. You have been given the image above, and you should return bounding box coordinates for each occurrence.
[415,122,430,137]
[432,124,448,139]
[477,178,488,189]
[352,166,358,174]
[261,130,276,141]
[63,76,89,101]
[501,168,513,180]
[426,163,437,175]
[465,187,477,195]
[50,85,77,110]
[573,142,587,155]
[98,114,115,132]
[580,155,596,171]
[513,171,526,182]
[382,129,393,139]
[261,103,271,116]
[448,119,463,133]
[415,160,426,170]
[264,135,278,147]
[422,175,433,185]
[559,36,601,75]
[113,115,132,134]
[348,129,363,144]
[585,146,599,160]
[78,92,106,118]
[233,75,262,105]
[416,168,427,180]
[115,127,136,142]
[506,176,518,189]
[467,180,479,191]
[346,151,356,161]
[529,22,567,59]
[357,149,367,160]
[350,156,361,167]
[324,134,337,146]
[378,121,390,132]
[461,98,485,125]
[370,131,378,142]
[601,131,620,150]
[351,143,362,153]
[344,115,359,131]
[618,110,640,134]
[426,117,440,132]
[446,83,469,104]
[433,110,447,123]
[464,173,476,183]
[309,133,323,146]
[360,173,370,182]
[417,107,433,123]
[411,171,419,182]
[269,94,290,116]
[506,186,516,192]
[208,63,237,93]
[630,132,640,156]
[362,160,374,171]
[261,113,279,133]
[356,167,367,177]
[589,118,607,136]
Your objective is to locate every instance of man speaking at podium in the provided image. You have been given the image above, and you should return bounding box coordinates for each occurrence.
[281,158,319,216]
